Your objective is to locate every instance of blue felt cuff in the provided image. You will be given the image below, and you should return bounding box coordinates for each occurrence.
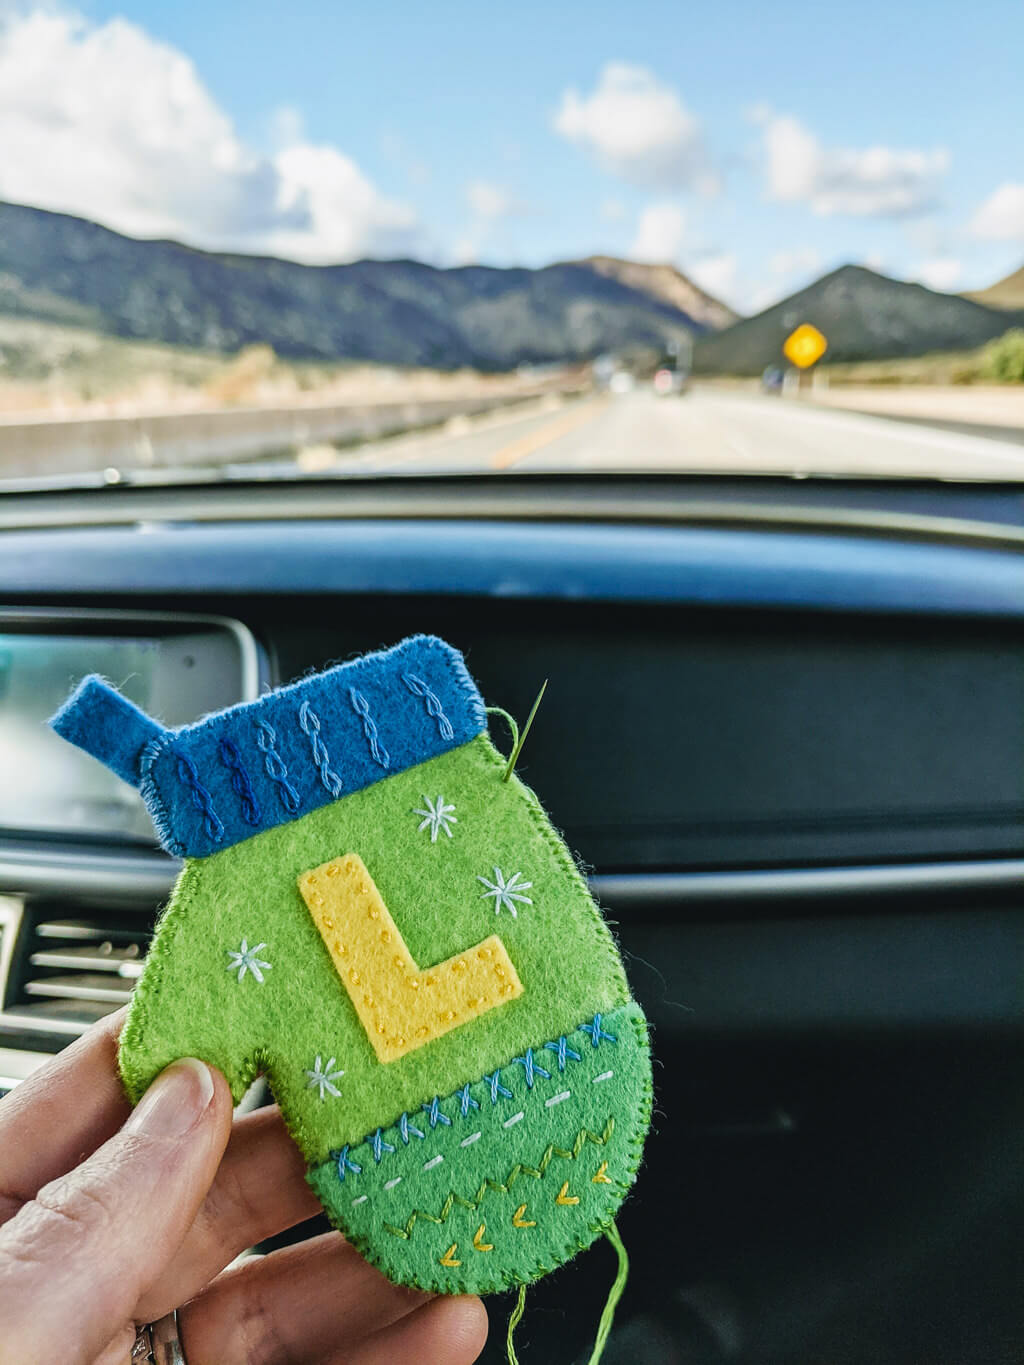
[49,635,486,858]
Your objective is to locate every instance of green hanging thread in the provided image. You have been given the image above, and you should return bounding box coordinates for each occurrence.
[487,681,548,783]
[506,1283,528,1365]
[502,680,547,781]
[586,1220,630,1365]
[504,1220,629,1365]
[486,705,520,757]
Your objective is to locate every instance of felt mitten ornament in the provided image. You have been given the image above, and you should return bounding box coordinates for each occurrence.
[51,636,652,1347]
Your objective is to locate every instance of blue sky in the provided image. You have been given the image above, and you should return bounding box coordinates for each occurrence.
[1,0,1022,310]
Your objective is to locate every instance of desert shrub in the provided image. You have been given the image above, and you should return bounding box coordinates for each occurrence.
[982,329,1024,383]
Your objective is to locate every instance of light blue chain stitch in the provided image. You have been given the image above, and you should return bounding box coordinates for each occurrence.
[298,700,343,797]
[349,687,391,769]
[255,719,301,814]
[403,672,455,741]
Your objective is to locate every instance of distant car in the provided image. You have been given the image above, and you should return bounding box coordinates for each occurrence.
[653,366,688,396]
[761,366,784,393]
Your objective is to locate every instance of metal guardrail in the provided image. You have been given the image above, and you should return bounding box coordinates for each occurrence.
[0,392,541,479]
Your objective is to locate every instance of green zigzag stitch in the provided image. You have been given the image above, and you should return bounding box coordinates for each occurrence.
[383,1119,616,1239]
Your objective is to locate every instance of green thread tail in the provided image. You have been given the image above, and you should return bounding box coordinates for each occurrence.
[586,1220,630,1365]
[506,1283,528,1365]
[486,705,519,757]
[502,680,547,782]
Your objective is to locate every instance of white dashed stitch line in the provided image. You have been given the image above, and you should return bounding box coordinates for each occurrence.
[384,1177,402,1190]
[503,1111,525,1128]
[593,1070,614,1083]
[460,1131,482,1147]
[351,1195,368,1206]
[422,1154,444,1171]
[545,1090,571,1108]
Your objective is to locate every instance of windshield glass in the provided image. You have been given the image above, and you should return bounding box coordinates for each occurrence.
[1,3,1022,486]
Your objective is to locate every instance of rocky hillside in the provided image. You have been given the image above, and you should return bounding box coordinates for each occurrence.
[693,265,1024,375]
[965,263,1024,310]
[0,201,730,371]
[571,255,739,331]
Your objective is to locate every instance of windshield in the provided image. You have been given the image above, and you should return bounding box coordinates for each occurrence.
[1,3,1023,486]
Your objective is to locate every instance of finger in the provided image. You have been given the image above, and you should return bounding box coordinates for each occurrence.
[180,1232,432,1365]
[91,1326,137,1365]
[0,1058,232,1365]
[134,1104,321,1321]
[0,1008,129,1224]
[335,1295,489,1365]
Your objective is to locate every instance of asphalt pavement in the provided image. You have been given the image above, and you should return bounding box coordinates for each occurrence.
[317,387,1024,482]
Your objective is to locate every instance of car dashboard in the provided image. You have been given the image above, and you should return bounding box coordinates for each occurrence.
[0,472,1022,1364]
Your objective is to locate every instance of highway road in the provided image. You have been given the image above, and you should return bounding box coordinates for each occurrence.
[292,387,1024,483]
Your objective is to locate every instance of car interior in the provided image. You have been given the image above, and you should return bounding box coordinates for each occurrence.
[1,470,1022,1363]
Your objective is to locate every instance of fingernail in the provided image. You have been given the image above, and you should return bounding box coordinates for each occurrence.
[126,1058,215,1138]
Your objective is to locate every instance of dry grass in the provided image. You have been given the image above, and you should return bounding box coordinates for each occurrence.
[0,317,548,418]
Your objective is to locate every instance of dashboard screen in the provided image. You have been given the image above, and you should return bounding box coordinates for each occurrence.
[0,624,253,842]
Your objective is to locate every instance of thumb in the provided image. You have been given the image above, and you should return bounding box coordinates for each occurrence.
[0,1057,233,1365]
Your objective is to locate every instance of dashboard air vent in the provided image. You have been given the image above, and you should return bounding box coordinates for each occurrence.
[9,913,151,1037]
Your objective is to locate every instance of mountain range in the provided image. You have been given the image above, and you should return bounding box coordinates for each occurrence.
[2,201,1021,377]
[692,265,1024,376]
[0,201,724,371]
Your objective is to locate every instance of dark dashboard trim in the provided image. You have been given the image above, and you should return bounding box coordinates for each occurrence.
[4,476,1024,552]
[2,839,1022,908]
[3,518,1024,616]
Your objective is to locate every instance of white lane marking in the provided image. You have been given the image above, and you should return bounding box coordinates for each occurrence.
[422,1154,444,1171]
[503,1111,525,1128]
[384,1177,402,1190]
[593,1070,614,1084]
[545,1090,571,1108]
[460,1131,482,1147]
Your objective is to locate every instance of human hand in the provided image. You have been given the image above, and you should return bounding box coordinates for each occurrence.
[0,1010,488,1364]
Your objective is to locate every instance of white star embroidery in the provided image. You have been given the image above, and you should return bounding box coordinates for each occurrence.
[226,939,271,984]
[477,867,533,918]
[413,794,458,842]
[305,1055,345,1100]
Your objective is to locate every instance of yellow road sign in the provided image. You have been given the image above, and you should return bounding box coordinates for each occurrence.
[783,323,828,369]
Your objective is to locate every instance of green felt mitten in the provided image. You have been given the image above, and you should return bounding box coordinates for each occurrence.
[51,636,652,1297]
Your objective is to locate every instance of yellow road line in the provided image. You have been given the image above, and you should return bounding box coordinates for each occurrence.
[489,397,608,469]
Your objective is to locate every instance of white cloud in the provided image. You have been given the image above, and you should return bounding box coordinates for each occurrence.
[769,247,822,278]
[0,9,419,262]
[757,110,948,217]
[554,63,714,192]
[629,202,687,262]
[689,253,740,306]
[466,180,522,220]
[969,183,1024,240]
[911,257,963,292]
[453,180,526,264]
[600,197,627,222]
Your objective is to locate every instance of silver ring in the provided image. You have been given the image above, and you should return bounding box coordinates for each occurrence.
[133,1309,186,1364]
